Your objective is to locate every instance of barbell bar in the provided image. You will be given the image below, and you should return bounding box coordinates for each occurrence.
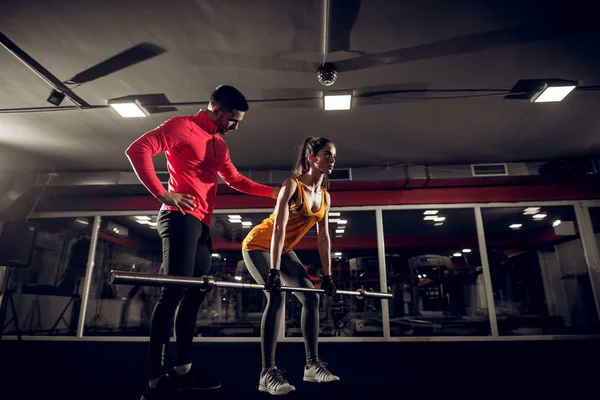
[108,270,393,300]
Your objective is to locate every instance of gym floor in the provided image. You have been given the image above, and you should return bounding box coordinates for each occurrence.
[1,339,597,399]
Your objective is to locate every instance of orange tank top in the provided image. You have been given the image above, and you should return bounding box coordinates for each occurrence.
[242,177,328,253]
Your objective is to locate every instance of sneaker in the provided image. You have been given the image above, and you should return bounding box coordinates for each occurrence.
[259,367,296,395]
[140,375,172,400]
[167,369,221,391]
[303,361,340,383]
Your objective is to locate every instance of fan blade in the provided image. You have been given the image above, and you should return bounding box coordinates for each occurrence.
[179,0,361,73]
[327,0,362,53]
[253,88,323,108]
[353,82,433,106]
[252,83,434,108]
[65,43,166,84]
[335,18,599,72]
[182,49,317,73]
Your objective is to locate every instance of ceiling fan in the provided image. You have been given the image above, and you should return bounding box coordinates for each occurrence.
[177,0,599,109]
[252,0,599,108]
[0,30,165,110]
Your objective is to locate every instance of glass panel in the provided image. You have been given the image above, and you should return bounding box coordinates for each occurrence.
[85,214,162,336]
[482,205,600,335]
[590,206,600,259]
[186,210,384,338]
[286,210,383,337]
[88,212,277,338]
[383,208,491,336]
[586,205,600,319]
[199,212,272,337]
[1,217,92,336]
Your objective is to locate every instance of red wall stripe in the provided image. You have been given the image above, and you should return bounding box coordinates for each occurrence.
[41,180,600,212]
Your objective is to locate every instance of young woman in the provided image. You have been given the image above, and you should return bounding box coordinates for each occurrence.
[241,136,340,395]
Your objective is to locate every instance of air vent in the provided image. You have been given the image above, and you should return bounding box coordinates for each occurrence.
[471,163,508,177]
[328,168,352,181]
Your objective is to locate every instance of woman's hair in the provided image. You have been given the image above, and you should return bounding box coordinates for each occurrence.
[293,137,334,184]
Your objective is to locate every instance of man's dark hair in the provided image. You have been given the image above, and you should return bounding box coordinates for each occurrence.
[209,85,249,112]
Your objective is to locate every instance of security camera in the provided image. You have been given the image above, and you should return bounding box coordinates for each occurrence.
[317,62,337,86]
[47,89,66,106]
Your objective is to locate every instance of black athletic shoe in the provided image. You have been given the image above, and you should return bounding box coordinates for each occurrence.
[167,369,222,391]
[140,375,173,400]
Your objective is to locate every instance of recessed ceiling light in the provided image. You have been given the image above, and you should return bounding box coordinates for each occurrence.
[531,83,577,103]
[108,99,148,117]
[510,224,522,229]
[324,94,351,110]
[423,210,438,215]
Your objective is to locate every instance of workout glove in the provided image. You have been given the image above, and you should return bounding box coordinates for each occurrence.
[322,275,337,296]
[266,268,281,291]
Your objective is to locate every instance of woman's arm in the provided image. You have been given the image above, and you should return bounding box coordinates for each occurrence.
[316,191,332,276]
[269,177,298,271]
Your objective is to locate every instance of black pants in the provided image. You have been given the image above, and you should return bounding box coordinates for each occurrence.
[148,210,212,379]
[242,250,320,369]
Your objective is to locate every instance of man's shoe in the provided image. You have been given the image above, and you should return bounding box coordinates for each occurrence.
[167,369,221,391]
[140,375,172,400]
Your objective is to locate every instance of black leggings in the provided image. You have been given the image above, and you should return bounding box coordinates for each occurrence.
[242,250,320,369]
[148,210,212,379]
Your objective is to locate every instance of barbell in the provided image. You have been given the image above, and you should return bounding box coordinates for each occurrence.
[108,270,393,300]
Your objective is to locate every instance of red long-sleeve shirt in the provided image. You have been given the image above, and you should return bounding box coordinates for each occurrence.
[125,110,273,226]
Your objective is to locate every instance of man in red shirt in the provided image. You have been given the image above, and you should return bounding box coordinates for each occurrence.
[125,85,278,399]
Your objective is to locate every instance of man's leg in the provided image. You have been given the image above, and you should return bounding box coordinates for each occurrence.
[168,221,221,390]
[143,211,202,398]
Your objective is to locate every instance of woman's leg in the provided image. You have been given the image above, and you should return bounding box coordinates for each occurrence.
[243,250,295,395]
[280,251,340,383]
[279,251,320,365]
[242,250,284,371]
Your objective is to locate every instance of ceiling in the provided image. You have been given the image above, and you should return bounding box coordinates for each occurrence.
[1,0,600,176]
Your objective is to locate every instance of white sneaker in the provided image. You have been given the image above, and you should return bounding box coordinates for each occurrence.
[259,367,296,395]
[303,361,340,383]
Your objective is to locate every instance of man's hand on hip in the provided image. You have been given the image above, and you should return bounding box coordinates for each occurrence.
[158,192,196,215]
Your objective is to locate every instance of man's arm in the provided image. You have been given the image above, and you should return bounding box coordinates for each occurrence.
[125,117,190,198]
[218,150,279,199]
